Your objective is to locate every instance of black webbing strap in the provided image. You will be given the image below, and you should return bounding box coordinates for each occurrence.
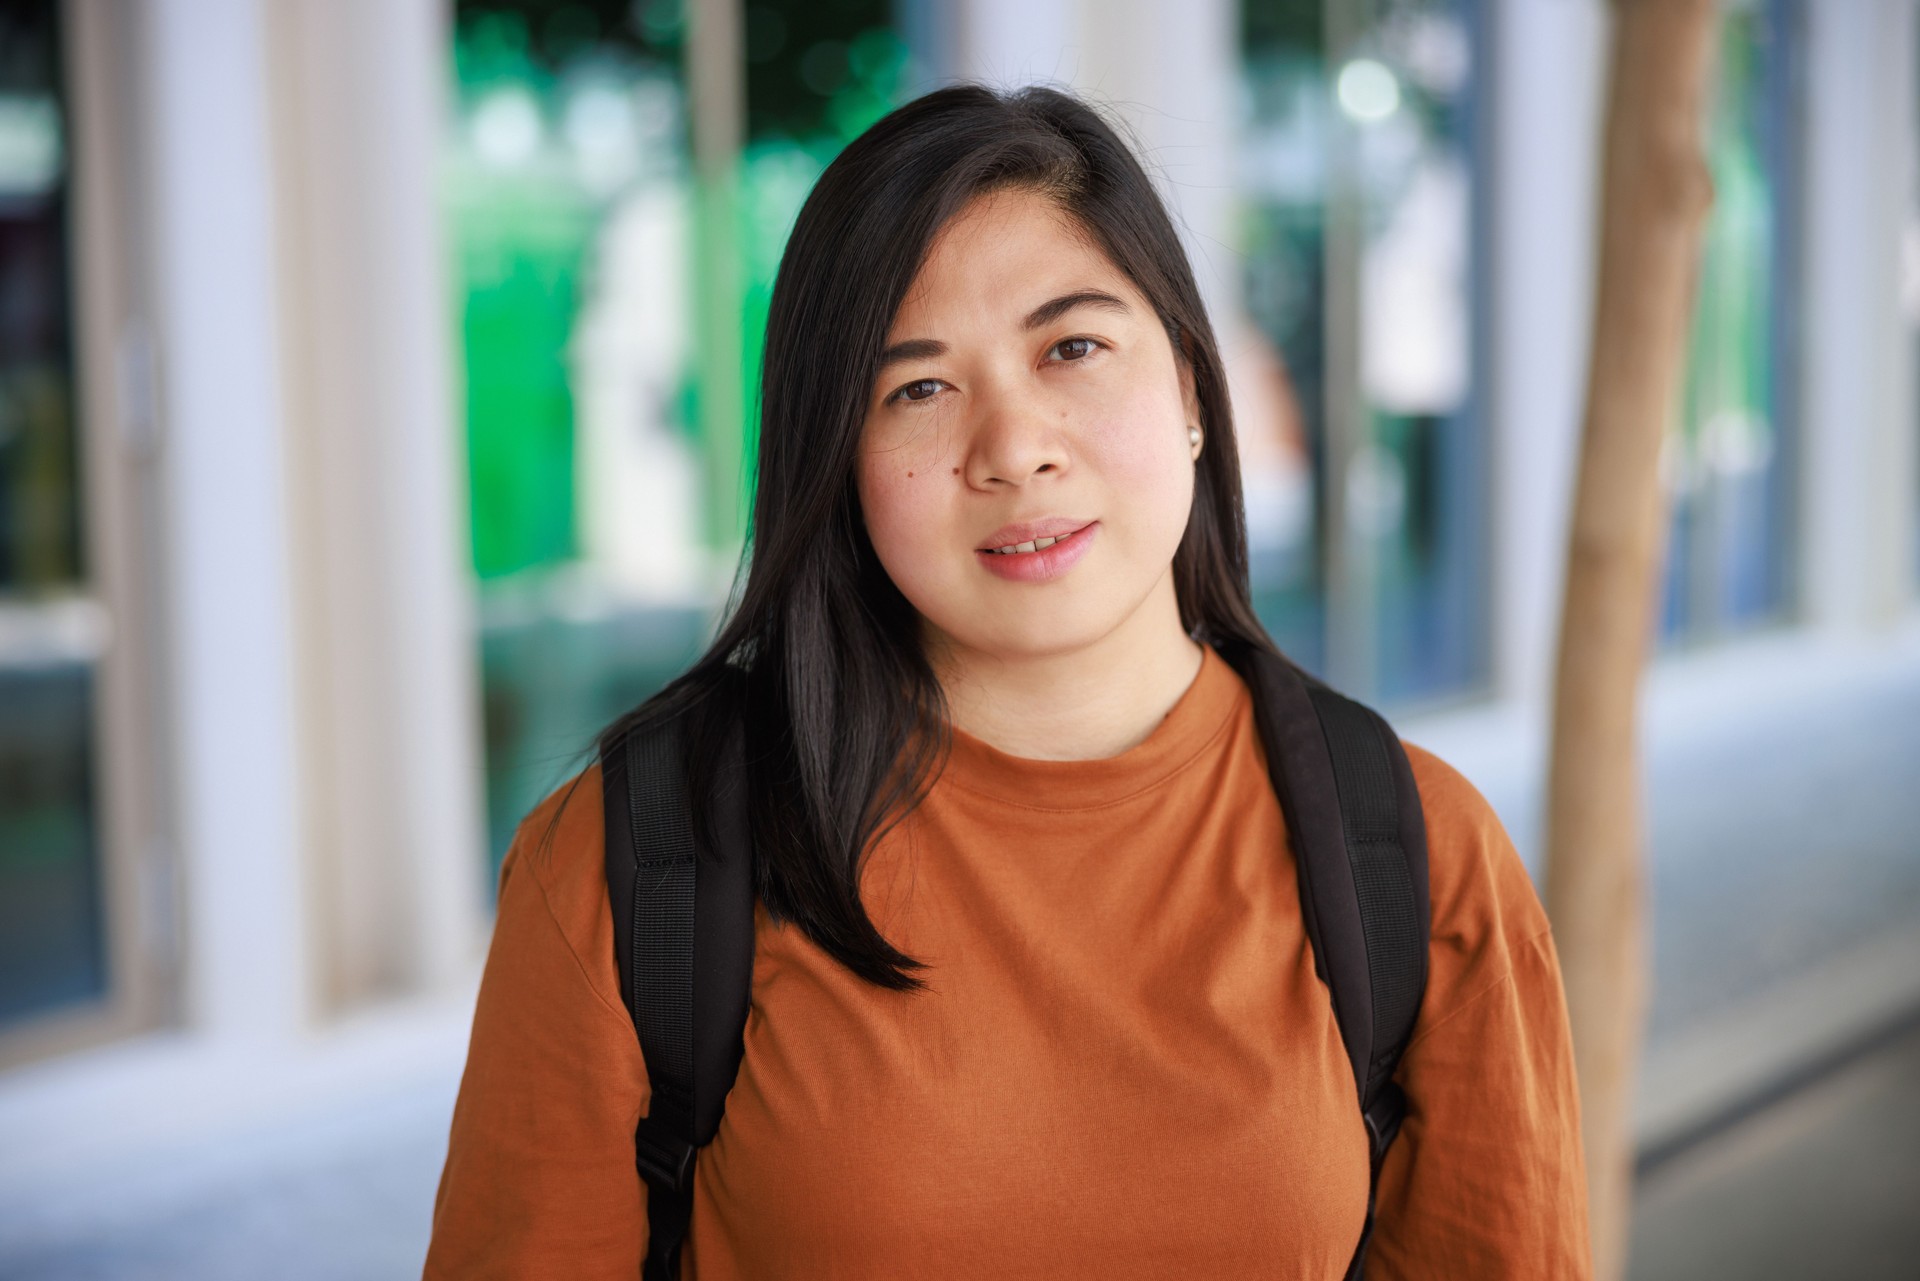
[603,711,757,1281]
[605,722,698,1281]
[1309,682,1429,1280]
[1220,641,1429,1280]
[1309,683,1428,1111]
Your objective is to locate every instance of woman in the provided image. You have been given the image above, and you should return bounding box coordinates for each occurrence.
[426,83,1591,1279]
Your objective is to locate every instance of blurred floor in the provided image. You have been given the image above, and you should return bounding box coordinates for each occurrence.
[2,1013,1917,1278]
[1629,1010,1920,1281]
[0,1072,455,1281]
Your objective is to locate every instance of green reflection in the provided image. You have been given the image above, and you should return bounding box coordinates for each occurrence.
[450,2,905,879]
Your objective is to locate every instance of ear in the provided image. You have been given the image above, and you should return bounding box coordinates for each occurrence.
[1177,346,1201,435]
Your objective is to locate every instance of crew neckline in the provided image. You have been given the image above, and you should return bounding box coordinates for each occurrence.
[937,642,1246,812]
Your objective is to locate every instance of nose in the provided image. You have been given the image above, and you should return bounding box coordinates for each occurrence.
[962,386,1070,489]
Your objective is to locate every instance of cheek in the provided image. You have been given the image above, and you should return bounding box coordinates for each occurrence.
[856,439,953,593]
[1085,403,1194,539]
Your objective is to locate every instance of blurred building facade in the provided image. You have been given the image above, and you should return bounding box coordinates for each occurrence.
[1,0,1918,1236]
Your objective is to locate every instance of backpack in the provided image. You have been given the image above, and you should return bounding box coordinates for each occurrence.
[599,639,1431,1280]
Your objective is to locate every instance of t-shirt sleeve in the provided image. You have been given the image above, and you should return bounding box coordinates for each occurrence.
[423,771,651,1279]
[1361,744,1594,1280]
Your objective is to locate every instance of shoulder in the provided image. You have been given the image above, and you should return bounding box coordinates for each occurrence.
[1398,739,1555,1020]
[495,758,625,1016]
[507,757,605,886]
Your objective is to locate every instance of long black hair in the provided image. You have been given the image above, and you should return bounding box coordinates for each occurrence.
[539,81,1285,992]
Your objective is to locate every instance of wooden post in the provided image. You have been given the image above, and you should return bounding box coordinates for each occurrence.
[1543,2,1719,1278]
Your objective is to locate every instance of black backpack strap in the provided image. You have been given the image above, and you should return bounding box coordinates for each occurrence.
[601,710,756,1281]
[1223,642,1431,1279]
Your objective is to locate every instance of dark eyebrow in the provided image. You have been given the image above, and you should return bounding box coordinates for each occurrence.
[874,337,947,373]
[1022,288,1132,332]
[874,289,1134,374]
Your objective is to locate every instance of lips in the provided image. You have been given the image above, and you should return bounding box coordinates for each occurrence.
[975,516,1095,552]
[973,519,1098,582]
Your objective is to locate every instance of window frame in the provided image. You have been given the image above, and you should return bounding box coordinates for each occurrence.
[0,0,180,1070]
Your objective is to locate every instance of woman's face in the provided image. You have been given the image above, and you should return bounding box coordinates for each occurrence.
[854,187,1202,667]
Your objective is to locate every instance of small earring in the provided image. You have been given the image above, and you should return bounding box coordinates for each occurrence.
[1188,425,1202,447]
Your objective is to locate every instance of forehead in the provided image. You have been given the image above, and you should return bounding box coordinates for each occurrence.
[888,187,1142,330]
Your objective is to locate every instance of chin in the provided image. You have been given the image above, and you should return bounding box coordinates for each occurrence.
[941,607,1124,664]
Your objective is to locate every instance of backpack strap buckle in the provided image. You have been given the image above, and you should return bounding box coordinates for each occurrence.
[1362,1078,1408,1171]
[634,1114,696,1194]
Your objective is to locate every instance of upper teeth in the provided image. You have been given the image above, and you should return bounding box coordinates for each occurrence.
[990,535,1060,555]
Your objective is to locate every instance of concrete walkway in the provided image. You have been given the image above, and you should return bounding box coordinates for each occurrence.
[0,1073,453,1281]
[1630,1010,1920,1281]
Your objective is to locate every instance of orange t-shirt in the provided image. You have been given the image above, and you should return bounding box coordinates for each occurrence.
[425,643,1592,1279]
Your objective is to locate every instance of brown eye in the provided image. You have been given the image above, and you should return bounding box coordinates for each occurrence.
[1051,336,1102,361]
[888,378,943,406]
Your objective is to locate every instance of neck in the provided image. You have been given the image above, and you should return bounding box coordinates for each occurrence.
[922,572,1206,762]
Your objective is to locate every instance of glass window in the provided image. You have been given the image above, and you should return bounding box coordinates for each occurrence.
[0,0,108,1029]
[1657,0,1802,645]
[449,1,909,883]
[1238,0,1490,707]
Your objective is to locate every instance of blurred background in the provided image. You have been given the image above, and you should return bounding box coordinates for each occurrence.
[0,0,1915,1276]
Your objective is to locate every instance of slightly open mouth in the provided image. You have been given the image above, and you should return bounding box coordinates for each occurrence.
[976,522,1092,556]
[972,520,1098,580]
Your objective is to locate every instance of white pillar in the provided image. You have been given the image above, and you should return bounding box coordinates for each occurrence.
[143,0,314,1038]
[143,0,487,1034]
[1802,0,1920,633]
[263,0,490,1005]
[903,0,1240,339]
[945,0,1079,90]
[1075,0,1243,345]
[1485,0,1611,708]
